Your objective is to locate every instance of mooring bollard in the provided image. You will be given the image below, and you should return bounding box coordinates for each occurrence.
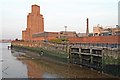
[8,46,10,50]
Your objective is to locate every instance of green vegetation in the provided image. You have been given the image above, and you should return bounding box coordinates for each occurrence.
[117,58,120,64]
[103,56,119,65]
[49,38,68,43]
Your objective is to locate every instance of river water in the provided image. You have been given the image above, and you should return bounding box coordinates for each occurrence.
[1,43,115,79]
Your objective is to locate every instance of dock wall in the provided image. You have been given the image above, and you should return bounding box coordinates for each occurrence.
[11,41,68,63]
[69,46,120,77]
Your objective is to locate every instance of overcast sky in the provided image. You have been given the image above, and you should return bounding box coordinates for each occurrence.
[0,0,119,39]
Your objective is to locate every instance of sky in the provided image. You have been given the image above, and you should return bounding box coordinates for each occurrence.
[0,0,119,39]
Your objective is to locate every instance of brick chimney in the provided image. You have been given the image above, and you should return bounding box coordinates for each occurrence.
[86,18,89,36]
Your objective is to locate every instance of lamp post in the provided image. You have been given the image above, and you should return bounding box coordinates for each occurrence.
[64,26,67,32]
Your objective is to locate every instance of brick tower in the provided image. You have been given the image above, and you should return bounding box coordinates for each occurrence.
[22,4,44,41]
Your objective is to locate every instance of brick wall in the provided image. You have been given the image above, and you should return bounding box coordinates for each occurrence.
[69,36,120,44]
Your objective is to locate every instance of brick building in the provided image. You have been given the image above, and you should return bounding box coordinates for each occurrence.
[32,32,58,41]
[22,4,44,41]
[21,4,120,48]
[32,31,77,41]
[69,35,120,49]
[93,24,120,36]
[22,4,77,41]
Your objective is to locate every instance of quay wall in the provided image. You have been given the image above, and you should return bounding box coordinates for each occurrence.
[69,46,120,77]
[11,41,68,63]
[11,40,120,77]
[11,40,120,65]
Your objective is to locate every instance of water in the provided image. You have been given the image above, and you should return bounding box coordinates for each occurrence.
[0,43,2,79]
[2,43,28,78]
[1,43,115,78]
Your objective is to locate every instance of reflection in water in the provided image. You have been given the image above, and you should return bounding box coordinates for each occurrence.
[2,43,114,78]
[22,58,112,78]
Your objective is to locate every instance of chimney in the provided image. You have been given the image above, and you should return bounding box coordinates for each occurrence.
[86,18,89,36]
